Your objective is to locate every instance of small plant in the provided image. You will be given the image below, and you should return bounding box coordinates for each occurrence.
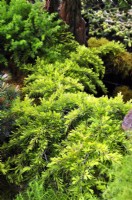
[15,178,68,200]
[103,153,132,200]
[0,72,19,109]
[0,72,19,143]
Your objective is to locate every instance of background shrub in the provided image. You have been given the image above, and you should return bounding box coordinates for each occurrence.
[82,0,132,48]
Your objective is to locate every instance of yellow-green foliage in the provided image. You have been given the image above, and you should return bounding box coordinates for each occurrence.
[64,45,107,94]
[23,58,84,99]
[1,91,131,196]
[0,57,131,187]
[113,86,132,102]
[88,37,110,47]
[0,52,107,184]
[23,47,107,97]
[88,37,125,55]
[0,45,132,200]
[43,94,132,199]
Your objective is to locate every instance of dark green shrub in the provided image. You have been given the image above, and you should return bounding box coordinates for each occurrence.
[82,1,132,48]
[81,0,131,11]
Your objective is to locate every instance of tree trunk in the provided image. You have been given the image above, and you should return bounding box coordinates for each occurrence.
[45,0,60,13]
[45,0,87,45]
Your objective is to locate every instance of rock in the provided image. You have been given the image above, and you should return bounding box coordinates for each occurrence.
[122,109,132,131]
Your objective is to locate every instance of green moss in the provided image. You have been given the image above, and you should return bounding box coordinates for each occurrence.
[88,37,110,47]
[113,86,132,102]
[88,37,132,79]
[113,52,132,78]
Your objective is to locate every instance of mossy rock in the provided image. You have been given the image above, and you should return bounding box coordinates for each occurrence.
[113,85,132,102]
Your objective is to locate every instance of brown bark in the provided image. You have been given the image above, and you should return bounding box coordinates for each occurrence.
[45,0,87,45]
[45,0,60,13]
